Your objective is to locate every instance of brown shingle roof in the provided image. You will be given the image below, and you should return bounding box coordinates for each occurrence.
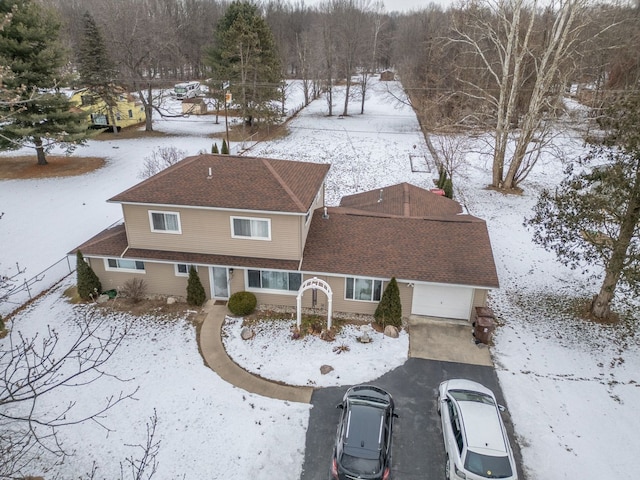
[301,207,499,288]
[109,154,330,213]
[339,182,463,217]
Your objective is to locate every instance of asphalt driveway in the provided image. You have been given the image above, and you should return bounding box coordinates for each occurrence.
[301,358,526,480]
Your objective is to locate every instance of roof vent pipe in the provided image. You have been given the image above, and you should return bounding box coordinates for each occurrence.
[207,167,212,179]
[322,206,329,219]
[378,188,383,203]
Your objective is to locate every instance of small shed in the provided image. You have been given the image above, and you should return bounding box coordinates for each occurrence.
[380,70,395,81]
[182,98,207,115]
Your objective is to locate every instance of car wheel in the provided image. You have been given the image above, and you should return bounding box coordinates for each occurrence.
[444,455,450,480]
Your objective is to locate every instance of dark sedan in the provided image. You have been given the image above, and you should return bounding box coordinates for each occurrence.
[330,385,397,480]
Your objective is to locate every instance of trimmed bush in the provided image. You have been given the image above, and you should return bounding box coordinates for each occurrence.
[228,291,257,316]
[187,266,207,306]
[76,250,102,300]
[221,138,229,154]
[212,143,219,154]
[374,277,402,328]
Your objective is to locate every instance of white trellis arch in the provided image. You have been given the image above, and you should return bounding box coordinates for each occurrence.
[296,277,333,329]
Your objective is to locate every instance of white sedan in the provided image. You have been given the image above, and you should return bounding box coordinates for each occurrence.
[438,379,518,480]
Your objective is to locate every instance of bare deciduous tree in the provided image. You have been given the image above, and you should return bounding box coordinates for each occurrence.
[138,146,187,179]
[451,0,593,191]
[0,309,136,478]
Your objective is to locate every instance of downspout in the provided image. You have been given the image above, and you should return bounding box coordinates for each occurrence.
[120,246,129,258]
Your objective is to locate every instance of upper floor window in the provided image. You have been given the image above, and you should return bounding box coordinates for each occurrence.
[345,277,383,302]
[149,211,181,234]
[105,258,145,273]
[231,216,270,240]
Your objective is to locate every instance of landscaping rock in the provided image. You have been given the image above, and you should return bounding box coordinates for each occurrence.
[166,296,176,305]
[97,294,109,304]
[320,364,334,375]
[240,327,255,340]
[384,325,399,338]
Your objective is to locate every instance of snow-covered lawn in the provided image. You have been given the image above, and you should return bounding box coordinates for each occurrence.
[1,77,639,479]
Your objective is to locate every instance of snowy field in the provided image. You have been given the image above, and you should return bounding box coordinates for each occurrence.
[1,77,639,479]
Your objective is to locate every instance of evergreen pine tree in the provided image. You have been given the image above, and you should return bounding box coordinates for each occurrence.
[187,266,207,306]
[0,0,90,165]
[221,139,229,154]
[205,1,282,126]
[76,12,119,134]
[212,143,219,154]
[443,178,454,198]
[76,250,102,300]
[374,277,402,329]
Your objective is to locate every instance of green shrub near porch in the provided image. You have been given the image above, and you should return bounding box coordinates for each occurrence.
[187,266,207,306]
[228,291,257,316]
[76,250,102,300]
[374,277,402,328]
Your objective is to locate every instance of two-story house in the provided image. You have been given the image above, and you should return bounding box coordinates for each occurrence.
[72,154,499,321]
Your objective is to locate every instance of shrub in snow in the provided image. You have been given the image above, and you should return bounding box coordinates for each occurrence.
[138,146,186,179]
[228,291,257,316]
[374,277,402,329]
[121,278,147,303]
[76,250,102,300]
[187,267,206,306]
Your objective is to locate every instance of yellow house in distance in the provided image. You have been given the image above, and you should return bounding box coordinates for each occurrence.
[69,87,146,131]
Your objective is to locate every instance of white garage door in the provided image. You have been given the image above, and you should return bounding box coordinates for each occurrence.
[412,284,473,320]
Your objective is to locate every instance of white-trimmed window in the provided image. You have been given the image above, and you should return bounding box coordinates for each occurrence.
[105,258,145,273]
[149,210,181,234]
[247,269,301,292]
[175,263,197,277]
[345,277,383,302]
[231,216,270,240]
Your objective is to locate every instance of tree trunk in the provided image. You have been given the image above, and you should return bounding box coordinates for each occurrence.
[342,74,351,116]
[144,83,153,132]
[590,165,640,319]
[107,105,119,135]
[34,137,48,165]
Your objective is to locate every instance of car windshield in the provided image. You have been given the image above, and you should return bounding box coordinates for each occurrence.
[175,87,186,93]
[450,389,495,405]
[340,453,381,475]
[464,451,513,478]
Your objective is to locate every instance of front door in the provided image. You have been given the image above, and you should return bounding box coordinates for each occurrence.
[209,266,229,300]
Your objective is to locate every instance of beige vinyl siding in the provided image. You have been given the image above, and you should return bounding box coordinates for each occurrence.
[123,205,303,260]
[301,188,325,247]
[90,257,211,300]
[472,289,489,311]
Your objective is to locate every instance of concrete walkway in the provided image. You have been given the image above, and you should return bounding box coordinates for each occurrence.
[198,300,314,403]
[198,302,493,404]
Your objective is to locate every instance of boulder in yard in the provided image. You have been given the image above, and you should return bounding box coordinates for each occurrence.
[384,325,399,338]
[240,327,255,340]
[320,364,334,375]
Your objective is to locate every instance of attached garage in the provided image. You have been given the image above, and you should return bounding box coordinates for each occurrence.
[411,284,474,320]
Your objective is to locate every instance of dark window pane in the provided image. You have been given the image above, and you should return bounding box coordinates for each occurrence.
[373,280,383,301]
[248,270,261,288]
[289,273,302,291]
[346,278,354,299]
